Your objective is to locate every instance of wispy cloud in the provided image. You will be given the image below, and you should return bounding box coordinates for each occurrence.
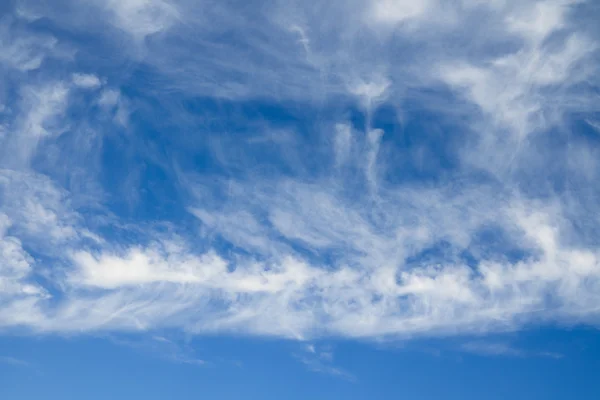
[294,344,355,381]
[109,334,206,366]
[0,356,31,367]
[461,341,563,359]
[0,0,598,349]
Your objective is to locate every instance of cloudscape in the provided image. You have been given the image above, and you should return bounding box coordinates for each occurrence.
[1,0,599,398]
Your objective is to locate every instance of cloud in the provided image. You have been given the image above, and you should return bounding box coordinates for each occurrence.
[105,0,180,39]
[440,32,594,137]
[0,213,43,297]
[294,344,355,381]
[72,73,102,89]
[0,356,30,367]
[369,0,432,24]
[0,18,58,71]
[461,341,563,358]
[2,185,595,340]
[0,0,598,350]
[109,334,206,366]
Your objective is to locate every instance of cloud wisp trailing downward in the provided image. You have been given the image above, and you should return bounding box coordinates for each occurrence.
[0,0,599,343]
[294,344,355,381]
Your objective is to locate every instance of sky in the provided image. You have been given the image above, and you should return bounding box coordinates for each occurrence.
[0,0,600,398]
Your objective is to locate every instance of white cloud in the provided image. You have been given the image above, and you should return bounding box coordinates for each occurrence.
[461,341,563,358]
[110,335,206,366]
[0,82,71,168]
[333,123,353,167]
[439,32,595,138]
[105,0,180,39]
[20,84,70,138]
[0,356,30,367]
[69,247,227,288]
[0,20,58,71]
[69,244,322,295]
[0,212,48,325]
[0,0,598,348]
[0,214,34,295]
[506,1,569,43]
[348,77,391,112]
[97,88,129,126]
[0,170,79,244]
[369,0,432,24]
[98,89,121,107]
[294,344,355,381]
[0,177,593,339]
[72,73,102,89]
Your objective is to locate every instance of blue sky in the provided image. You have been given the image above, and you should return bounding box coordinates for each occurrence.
[1,0,600,398]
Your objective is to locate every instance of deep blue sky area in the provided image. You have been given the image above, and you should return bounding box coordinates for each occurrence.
[1,328,600,399]
[1,0,600,398]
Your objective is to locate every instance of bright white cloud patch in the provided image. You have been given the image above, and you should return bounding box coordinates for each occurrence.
[370,0,432,24]
[105,0,180,38]
[72,73,102,89]
[0,0,599,343]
